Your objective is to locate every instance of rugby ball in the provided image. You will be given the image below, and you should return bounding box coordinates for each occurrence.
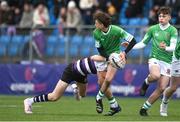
[109,52,126,69]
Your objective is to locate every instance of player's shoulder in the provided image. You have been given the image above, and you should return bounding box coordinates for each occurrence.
[149,24,159,30]
[93,29,101,35]
[111,25,125,34]
[111,25,123,30]
[169,25,178,31]
[146,24,158,33]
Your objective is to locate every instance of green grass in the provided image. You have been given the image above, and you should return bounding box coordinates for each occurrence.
[0,95,179,121]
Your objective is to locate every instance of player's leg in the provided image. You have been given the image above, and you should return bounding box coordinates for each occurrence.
[96,64,121,115]
[140,58,161,96]
[160,59,180,116]
[97,71,121,116]
[160,76,180,116]
[140,75,169,116]
[99,64,117,95]
[73,82,87,100]
[24,80,68,114]
[96,71,107,113]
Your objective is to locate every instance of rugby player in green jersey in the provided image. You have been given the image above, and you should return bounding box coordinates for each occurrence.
[92,11,136,116]
[130,6,178,116]
[160,40,180,116]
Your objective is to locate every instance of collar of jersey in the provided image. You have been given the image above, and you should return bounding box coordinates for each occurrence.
[102,25,112,35]
[159,23,170,30]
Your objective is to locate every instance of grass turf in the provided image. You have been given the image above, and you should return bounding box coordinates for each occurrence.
[0,95,179,121]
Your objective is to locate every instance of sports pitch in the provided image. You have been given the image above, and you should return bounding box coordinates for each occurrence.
[0,95,179,121]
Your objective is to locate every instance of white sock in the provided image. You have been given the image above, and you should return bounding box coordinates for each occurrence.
[71,83,77,89]
[29,98,34,104]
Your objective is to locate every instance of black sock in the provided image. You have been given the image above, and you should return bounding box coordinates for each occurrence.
[33,94,49,103]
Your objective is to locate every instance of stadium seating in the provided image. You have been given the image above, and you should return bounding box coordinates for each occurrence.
[11,35,24,45]
[69,45,79,57]
[83,35,94,47]
[0,35,11,47]
[143,44,151,58]
[7,35,24,56]
[128,49,140,58]
[91,47,98,55]
[8,44,19,56]
[0,45,6,56]
[56,45,65,57]
[71,35,83,46]
[46,35,58,56]
[80,46,91,57]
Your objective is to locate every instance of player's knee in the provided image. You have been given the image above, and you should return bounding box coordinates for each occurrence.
[104,77,112,83]
[51,96,60,101]
[159,86,166,93]
[48,93,60,101]
[98,77,105,86]
[170,86,177,93]
[151,74,161,80]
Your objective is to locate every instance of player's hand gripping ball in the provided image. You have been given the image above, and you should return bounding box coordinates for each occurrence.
[109,52,126,69]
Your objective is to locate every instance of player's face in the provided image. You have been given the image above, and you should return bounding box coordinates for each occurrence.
[158,14,171,25]
[95,20,103,30]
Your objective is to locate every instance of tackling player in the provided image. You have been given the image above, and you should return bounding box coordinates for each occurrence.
[24,55,120,115]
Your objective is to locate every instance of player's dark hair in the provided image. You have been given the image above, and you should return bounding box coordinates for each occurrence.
[93,11,111,28]
[157,6,171,15]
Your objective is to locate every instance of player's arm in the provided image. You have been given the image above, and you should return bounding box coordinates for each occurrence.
[159,28,178,52]
[119,28,137,61]
[124,37,136,54]
[133,27,153,49]
[119,27,136,54]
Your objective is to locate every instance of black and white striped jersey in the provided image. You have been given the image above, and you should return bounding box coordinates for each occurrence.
[73,57,97,76]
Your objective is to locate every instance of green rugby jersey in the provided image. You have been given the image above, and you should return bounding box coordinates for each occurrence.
[142,24,178,63]
[93,25,133,57]
[174,40,180,59]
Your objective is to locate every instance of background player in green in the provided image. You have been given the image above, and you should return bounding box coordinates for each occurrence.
[160,40,180,116]
[130,6,178,116]
[93,11,136,116]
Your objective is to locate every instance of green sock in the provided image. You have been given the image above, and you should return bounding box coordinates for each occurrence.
[142,101,151,110]
[96,90,104,100]
[108,97,118,108]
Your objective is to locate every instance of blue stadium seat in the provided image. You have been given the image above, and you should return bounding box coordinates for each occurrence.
[143,44,151,58]
[8,45,19,56]
[128,49,140,58]
[56,46,65,57]
[46,45,55,56]
[83,36,94,47]
[120,18,128,25]
[71,35,83,46]
[80,46,91,57]
[58,36,66,46]
[91,47,98,55]
[134,35,142,42]
[139,18,149,26]
[45,36,58,56]
[0,45,6,56]
[11,35,24,45]
[70,45,79,57]
[23,35,30,43]
[0,35,11,47]
[47,35,58,46]
[129,18,140,25]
